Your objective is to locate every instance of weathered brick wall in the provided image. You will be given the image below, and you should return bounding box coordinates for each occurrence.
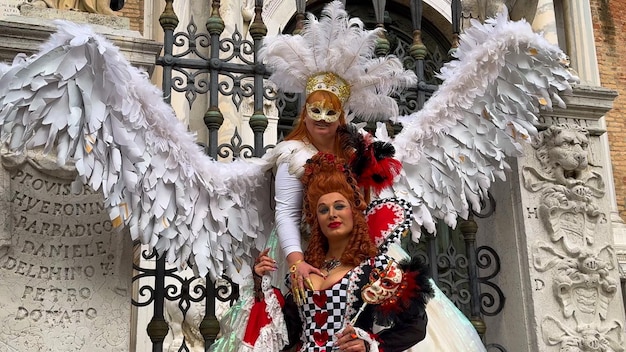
[591,0,626,219]
[117,0,143,34]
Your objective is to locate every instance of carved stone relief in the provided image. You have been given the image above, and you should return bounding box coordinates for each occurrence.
[534,244,618,325]
[524,125,605,254]
[541,316,623,352]
[0,0,20,17]
[523,124,624,351]
[461,0,539,22]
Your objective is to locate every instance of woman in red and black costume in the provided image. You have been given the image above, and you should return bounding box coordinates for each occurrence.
[253,152,433,352]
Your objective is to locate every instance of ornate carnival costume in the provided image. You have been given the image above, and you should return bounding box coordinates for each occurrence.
[223,153,433,352]
[260,0,417,266]
[0,0,576,285]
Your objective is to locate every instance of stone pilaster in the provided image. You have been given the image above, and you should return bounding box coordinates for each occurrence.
[478,85,625,351]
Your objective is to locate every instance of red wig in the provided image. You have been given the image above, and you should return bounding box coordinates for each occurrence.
[301,153,378,268]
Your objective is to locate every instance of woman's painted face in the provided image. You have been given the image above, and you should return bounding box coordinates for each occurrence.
[317,192,354,239]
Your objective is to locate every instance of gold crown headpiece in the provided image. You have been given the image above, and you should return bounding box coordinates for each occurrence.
[306,72,351,105]
[259,1,416,121]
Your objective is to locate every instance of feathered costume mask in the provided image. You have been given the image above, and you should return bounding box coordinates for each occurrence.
[259,0,417,121]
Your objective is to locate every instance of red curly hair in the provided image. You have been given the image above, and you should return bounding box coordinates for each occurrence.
[301,153,378,268]
[285,90,353,161]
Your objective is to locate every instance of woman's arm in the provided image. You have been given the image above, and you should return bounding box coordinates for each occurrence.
[274,162,323,297]
[275,163,305,256]
[375,310,428,350]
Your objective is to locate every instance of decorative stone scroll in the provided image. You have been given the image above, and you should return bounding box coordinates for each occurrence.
[523,124,624,351]
[0,151,132,351]
[541,316,623,351]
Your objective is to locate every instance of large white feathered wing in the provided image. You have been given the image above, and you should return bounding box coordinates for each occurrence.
[0,21,272,279]
[383,13,579,239]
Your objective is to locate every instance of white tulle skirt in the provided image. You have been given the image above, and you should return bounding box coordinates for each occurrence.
[409,280,487,352]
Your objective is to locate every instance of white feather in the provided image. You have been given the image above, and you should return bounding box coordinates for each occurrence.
[386,12,578,234]
[0,7,579,278]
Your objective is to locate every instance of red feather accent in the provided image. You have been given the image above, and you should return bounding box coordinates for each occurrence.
[357,148,402,194]
[368,257,433,326]
[377,270,421,315]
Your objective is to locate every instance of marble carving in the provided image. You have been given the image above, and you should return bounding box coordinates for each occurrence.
[523,124,624,351]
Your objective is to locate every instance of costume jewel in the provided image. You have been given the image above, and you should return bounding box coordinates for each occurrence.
[322,258,341,273]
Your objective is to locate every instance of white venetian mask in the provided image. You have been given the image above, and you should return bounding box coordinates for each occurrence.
[306,101,340,123]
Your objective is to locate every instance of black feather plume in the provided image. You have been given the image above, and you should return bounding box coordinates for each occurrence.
[338,124,369,177]
[372,141,396,160]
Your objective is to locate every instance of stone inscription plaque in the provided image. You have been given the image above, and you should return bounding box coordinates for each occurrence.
[0,157,131,351]
[0,0,20,18]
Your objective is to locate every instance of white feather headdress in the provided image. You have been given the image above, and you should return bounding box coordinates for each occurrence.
[259,0,417,121]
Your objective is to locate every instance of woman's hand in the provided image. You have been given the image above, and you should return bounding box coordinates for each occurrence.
[287,252,324,305]
[254,248,277,276]
[335,324,367,352]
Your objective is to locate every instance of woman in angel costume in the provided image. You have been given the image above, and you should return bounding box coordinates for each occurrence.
[245,3,573,351]
[0,0,577,351]
[261,1,417,299]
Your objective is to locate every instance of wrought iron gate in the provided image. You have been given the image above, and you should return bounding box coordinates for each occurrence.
[132,1,507,351]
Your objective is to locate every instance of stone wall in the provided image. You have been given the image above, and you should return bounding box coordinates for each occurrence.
[0,10,161,349]
[591,1,626,222]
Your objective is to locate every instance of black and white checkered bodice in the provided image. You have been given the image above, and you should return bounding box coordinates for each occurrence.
[296,254,389,352]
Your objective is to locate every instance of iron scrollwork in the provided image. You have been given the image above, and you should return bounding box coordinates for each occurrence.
[437,244,472,307]
[132,248,208,309]
[476,245,506,316]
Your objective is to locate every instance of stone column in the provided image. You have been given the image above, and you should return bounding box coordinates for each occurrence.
[562,0,626,269]
[562,1,600,85]
[478,87,625,351]
[531,0,558,45]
